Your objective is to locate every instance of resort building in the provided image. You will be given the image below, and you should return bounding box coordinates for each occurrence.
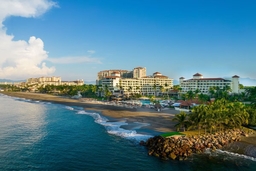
[96,67,173,96]
[27,76,62,86]
[179,73,240,94]
[26,76,84,87]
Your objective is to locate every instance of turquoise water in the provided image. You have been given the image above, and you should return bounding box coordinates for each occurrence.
[140,99,151,105]
[0,94,256,171]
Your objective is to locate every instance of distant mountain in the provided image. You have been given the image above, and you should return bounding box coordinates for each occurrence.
[0,79,25,82]
[173,79,179,85]
[239,78,256,86]
[84,81,96,85]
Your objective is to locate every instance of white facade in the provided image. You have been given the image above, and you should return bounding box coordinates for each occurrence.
[97,67,173,96]
[179,73,240,94]
[231,75,240,94]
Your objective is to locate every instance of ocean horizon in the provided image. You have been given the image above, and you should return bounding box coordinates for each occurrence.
[0,93,256,171]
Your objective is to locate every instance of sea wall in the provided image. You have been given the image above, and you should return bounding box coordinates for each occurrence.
[141,129,254,160]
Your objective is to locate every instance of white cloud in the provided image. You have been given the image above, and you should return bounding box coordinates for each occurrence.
[47,56,102,64]
[87,50,96,54]
[0,0,56,80]
[0,0,57,23]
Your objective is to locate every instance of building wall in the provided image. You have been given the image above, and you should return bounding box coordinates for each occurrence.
[97,67,173,96]
[26,76,83,86]
[231,76,240,94]
[133,67,146,78]
[97,70,131,80]
[179,74,239,94]
[98,77,173,96]
[180,79,232,94]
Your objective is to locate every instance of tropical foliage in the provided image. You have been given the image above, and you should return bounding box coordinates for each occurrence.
[172,98,254,133]
[172,111,190,131]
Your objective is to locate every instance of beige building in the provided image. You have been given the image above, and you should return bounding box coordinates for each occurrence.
[179,73,240,94]
[27,76,61,86]
[97,69,131,80]
[97,67,173,96]
[26,76,84,87]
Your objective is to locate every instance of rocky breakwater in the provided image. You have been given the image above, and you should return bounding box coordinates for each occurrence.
[140,129,254,160]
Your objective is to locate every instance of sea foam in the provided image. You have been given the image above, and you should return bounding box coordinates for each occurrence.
[65,106,74,110]
[216,149,256,162]
[76,110,152,142]
[203,148,256,162]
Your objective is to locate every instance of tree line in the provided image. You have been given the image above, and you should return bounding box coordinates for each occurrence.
[172,86,256,133]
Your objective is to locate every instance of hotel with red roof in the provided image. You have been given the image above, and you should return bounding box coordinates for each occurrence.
[179,73,240,94]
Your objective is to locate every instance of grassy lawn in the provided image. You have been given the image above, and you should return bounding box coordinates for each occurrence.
[160,132,185,137]
[160,127,256,138]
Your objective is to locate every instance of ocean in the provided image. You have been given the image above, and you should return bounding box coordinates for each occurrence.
[0,94,256,171]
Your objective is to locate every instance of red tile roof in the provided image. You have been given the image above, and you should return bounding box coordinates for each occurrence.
[177,99,203,106]
[154,75,168,78]
[104,76,120,79]
[153,72,161,75]
[193,73,203,76]
[232,75,239,78]
[112,71,120,74]
[185,78,227,81]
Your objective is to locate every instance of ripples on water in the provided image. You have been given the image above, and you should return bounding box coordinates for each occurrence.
[0,94,256,171]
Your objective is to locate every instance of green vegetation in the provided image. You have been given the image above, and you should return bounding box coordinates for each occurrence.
[160,132,185,138]
[0,84,21,92]
[172,111,189,131]
[1,84,101,99]
[171,86,256,133]
[172,98,256,134]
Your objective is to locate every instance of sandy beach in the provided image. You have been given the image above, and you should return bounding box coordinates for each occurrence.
[1,92,179,133]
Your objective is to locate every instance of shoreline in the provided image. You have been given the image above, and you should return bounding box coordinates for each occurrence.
[1,92,179,133]
[2,91,256,160]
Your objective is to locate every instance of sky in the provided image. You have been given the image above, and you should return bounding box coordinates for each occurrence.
[0,0,255,85]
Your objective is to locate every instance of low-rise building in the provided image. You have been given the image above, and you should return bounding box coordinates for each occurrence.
[26,76,84,86]
[24,76,84,92]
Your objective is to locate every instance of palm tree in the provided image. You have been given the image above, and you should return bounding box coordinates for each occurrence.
[159,85,165,97]
[153,82,157,97]
[172,85,182,99]
[91,85,98,97]
[198,93,209,103]
[246,106,256,126]
[172,111,189,132]
[208,86,216,98]
[118,79,124,95]
[136,86,141,95]
[186,90,195,100]
[164,83,169,99]
[226,102,249,128]
[128,86,133,98]
[245,87,256,108]
[98,86,103,97]
[104,85,111,101]
[190,104,208,134]
[194,89,200,98]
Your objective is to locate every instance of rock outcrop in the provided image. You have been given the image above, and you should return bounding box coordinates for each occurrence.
[141,129,254,160]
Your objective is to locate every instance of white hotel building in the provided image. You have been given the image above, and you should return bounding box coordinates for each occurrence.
[179,73,240,94]
[96,67,173,96]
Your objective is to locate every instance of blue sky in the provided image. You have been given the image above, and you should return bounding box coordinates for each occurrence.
[0,0,256,85]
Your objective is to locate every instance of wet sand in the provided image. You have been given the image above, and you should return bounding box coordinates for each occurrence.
[1,92,179,133]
